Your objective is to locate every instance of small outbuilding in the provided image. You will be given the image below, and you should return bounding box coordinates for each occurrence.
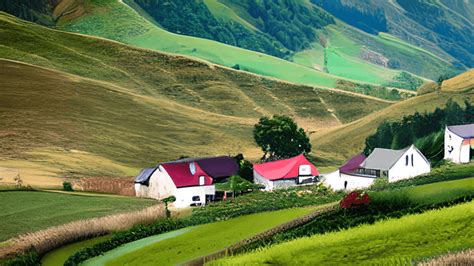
[253,154,319,191]
[444,124,474,164]
[134,156,239,208]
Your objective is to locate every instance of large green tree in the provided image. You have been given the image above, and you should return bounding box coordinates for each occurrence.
[253,115,311,160]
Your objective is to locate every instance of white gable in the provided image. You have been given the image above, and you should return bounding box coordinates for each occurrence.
[388,145,431,182]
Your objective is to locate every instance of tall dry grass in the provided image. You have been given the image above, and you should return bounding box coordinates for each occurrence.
[0,204,165,257]
[420,249,474,266]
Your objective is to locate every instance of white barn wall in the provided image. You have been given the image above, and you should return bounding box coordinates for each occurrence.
[173,185,215,208]
[322,171,375,191]
[445,127,466,163]
[389,146,431,182]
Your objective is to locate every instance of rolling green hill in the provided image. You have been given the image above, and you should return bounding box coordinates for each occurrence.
[0,12,389,187]
[0,0,458,92]
[313,0,474,69]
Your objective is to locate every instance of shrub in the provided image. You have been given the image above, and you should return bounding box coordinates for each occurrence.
[1,252,40,266]
[370,177,389,190]
[339,192,370,209]
[63,181,73,191]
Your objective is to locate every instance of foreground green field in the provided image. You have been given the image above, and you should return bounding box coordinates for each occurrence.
[0,191,155,241]
[84,207,315,266]
[211,201,474,265]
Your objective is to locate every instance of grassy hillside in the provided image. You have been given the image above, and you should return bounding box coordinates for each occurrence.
[313,70,474,158]
[313,0,473,69]
[56,0,344,88]
[0,191,155,241]
[211,201,474,265]
[48,0,443,89]
[0,13,389,186]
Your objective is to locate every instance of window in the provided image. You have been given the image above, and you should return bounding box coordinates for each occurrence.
[405,155,409,166]
[411,154,414,166]
[199,176,205,186]
[192,196,200,201]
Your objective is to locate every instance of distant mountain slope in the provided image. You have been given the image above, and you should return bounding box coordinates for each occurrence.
[0,0,459,90]
[313,70,474,158]
[313,0,474,69]
[0,13,389,180]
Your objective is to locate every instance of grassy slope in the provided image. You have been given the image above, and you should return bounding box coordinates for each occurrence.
[211,201,474,265]
[58,0,347,88]
[0,13,389,185]
[0,191,155,241]
[313,70,474,158]
[204,1,453,82]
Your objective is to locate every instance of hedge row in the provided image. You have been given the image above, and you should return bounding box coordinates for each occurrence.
[370,163,474,191]
[235,195,473,253]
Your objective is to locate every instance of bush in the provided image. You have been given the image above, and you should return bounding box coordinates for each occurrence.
[369,177,389,190]
[63,181,73,191]
[1,252,40,266]
[339,192,370,209]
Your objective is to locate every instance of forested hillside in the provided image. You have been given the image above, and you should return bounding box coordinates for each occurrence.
[131,0,334,58]
[313,0,474,68]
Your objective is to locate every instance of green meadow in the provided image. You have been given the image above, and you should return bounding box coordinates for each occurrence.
[211,201,474,265]
[61,0,341,88]
[84,207,314,266]
[0,191,155,241]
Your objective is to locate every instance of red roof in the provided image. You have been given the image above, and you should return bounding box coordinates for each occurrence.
[161,162,213,188]
[254,154,319,181]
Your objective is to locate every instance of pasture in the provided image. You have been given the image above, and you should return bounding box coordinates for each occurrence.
[0,191,155,241]
[83,207,315,266]
[211,201,474,265]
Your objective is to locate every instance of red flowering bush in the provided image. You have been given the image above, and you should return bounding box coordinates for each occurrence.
[340,191,370,209]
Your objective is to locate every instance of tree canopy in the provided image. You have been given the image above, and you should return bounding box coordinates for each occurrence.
[254,115,311,161]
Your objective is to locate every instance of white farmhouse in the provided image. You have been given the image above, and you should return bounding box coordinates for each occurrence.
[360,145,431,183]
[135,156,239,208]
[323,145,431,191]
[444,124,474,164]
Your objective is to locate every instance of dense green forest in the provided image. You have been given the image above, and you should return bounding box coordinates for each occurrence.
[364,99,474,162]
[311,0,388,34]
[132,0,334,58]
[396,0,474,68]
[0,0,56,25]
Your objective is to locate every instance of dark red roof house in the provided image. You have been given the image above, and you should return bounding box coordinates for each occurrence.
[253,154,319,191]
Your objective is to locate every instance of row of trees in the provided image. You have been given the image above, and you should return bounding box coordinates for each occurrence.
[364,99,474,161]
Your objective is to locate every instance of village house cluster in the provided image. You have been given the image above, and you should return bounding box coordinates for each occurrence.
[134,123,474,208]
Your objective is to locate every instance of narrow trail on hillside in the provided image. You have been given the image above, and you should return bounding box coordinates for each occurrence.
[318,96,342,126]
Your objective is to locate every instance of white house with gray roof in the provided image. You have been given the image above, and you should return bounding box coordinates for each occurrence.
[445,124,474,164]
[359,145,431,183]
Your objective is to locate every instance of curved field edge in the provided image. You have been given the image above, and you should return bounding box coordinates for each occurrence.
[210,201,474,265]
[41,235,112,266]
[88,207,315,266]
